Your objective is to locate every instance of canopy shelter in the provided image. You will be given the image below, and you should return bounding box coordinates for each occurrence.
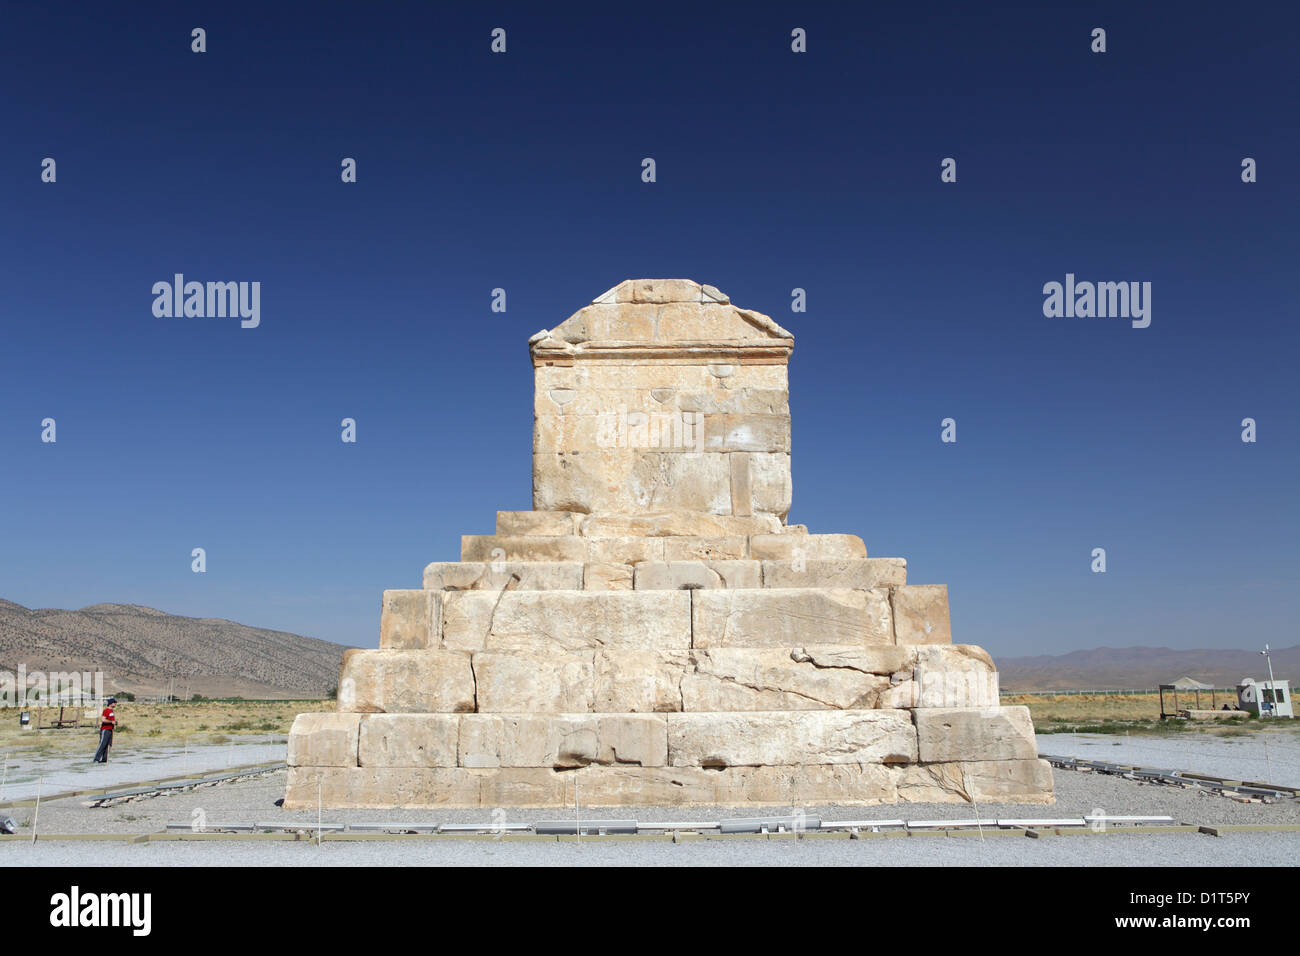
[1159,677,1220,718]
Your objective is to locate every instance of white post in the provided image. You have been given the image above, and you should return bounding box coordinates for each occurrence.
[1263,645,1280,718]
[31,776,42,845]
[317,778,323,848]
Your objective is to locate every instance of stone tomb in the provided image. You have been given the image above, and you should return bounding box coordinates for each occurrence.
[285,279,1053,808]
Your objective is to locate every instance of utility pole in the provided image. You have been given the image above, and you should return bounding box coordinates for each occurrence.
[1261,644,1279,718]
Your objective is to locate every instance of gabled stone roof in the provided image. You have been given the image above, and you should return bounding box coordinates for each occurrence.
[530,279,793,363]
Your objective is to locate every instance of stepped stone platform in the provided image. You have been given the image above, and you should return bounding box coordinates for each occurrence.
[285,279,1053,808]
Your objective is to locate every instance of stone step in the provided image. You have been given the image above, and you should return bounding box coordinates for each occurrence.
[421,561,584,592]
[296,708,1042,771]
[460,531,867,564]
[285,707,1047,808]
[495,510,790,538]
[341,643,996,715]
[284,757,1055,808]
[382,584,951,652]
[759,558,906,589]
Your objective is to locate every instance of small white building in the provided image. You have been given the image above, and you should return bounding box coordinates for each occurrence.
[1237,678,1294,718]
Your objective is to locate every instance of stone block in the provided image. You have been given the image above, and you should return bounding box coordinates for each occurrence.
[577,511,782,538]
[584,536,666,565]
[459,714,595,768]
[761,558,906,589]
[913,645,1000,707]
[358,714,458,768]
[458,713,668,769]
[442,590,691,652]
[533,449,733,515]
[422,561,584,592]
[460,535,585,563]
[914,706,1038,763]
[496,510,582,536]
[338,649,475,714]
[666,710,917,767]
[661,536,748,561]
[283,766,481,810]
[748,533,867,561]
[682,647,890,711]
[691,588,893,647]
[729,452,753,517]
[896,759,1055,805]
[472,650,595,713]
[584,562,634,590]
[749,452,792,518]
[287,712,360,767]
[701,414,791,453]
[892,584,952,644]
[593,648,689,712]
[380,590,439,649]
[633,560,761,590]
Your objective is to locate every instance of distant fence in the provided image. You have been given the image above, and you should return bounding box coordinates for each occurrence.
[1001,688,1235,697]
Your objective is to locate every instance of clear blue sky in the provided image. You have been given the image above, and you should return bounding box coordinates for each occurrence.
[2,2,1296,657]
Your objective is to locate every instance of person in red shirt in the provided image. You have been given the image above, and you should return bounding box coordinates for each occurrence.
[92,697,117,763]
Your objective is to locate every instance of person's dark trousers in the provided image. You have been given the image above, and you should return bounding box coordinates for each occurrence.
[93,728,112,763]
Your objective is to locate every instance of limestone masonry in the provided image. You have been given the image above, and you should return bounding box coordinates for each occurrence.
[285,279,1054,808]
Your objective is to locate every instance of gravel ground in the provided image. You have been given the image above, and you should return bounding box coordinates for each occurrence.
[5,730,1299,865]
[0,737,286,802]
[0,831,1292,866]
[1041,731,1300,787]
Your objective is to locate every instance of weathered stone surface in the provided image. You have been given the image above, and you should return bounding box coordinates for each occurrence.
[442,590,691,652]
[700,414,790,453]
[583,562,634,590]
[284,766,482,809]
[629,278,712,305]
[495,510,582,536]
[914,706,1038,763]
[422,561,584,592]
[749,533,866,561]
[358,714,458,768]
[535,361,788,394]
[678,389,787,415]
[667,710,917,767]
[461,535,586,563]
[287,762,897,809]
[338,649,474,714]
[578,511,782,538]
[459,714,593,768]
[683,647,890,711]
[661,536,748,561]
[729,452,753,517]
[534,449,734,515]
[896,759,1055,805]
[761,558,906,589]
[472,650,595,713]
[593,648,689,712]
[634,560,761,590]
[287,757,1051,809]
[892,584,952,644]
[458,714,667,769]
[913,645,1000,707]
[792,644,917,676]
[749,452,793,518]
[564,763,898,807]
[287,713,359,767]
[692,588,893,647]
[584,536,666,565]
[380,590,439,650]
